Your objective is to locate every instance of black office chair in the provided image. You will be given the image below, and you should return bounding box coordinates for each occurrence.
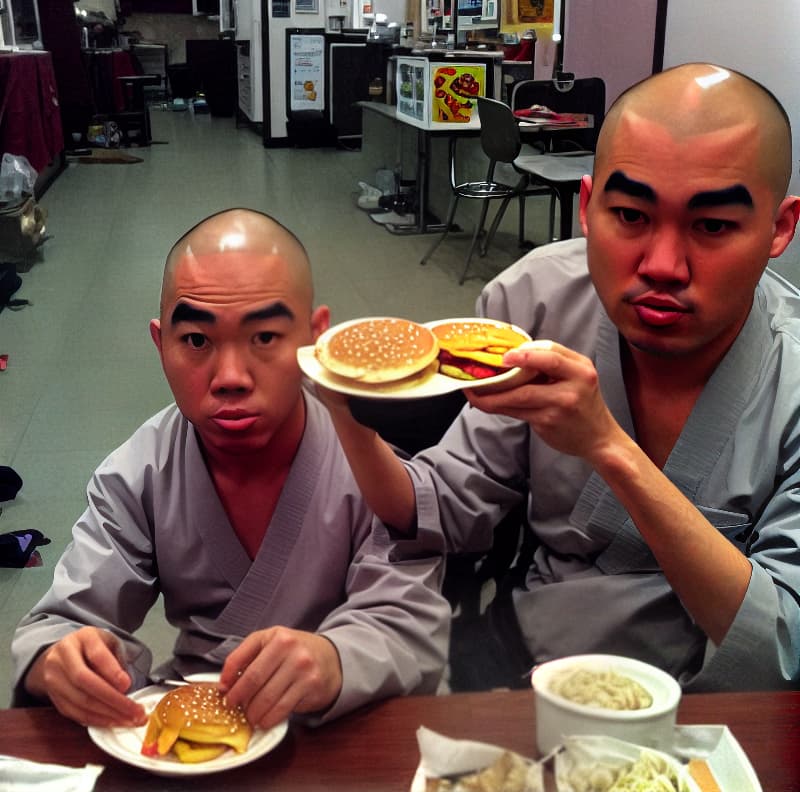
[116,74,161,146]
[421,96,549,285]
[510,76,606,152]
[511,77,606,242]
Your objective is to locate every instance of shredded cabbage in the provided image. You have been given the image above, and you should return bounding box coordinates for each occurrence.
[565,749,688,792]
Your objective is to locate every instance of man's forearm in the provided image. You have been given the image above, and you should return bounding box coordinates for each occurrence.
[327,408,417,532]
[590,427,752,646]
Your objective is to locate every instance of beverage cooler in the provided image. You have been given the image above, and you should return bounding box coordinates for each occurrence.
[0,0,42,48]
[394,54,500,128]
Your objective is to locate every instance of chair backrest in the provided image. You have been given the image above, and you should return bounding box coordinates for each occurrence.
[476,96,523,165]
[510,77,606,152]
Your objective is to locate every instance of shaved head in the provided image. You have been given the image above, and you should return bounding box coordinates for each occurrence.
[598,64,792,204]
[160,209,313,317]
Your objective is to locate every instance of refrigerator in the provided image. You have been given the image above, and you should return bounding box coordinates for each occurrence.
[1,0,42,48]
[233,0,264,124]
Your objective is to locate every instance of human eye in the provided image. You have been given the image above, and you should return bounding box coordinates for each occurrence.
[254,330,278,347]
[612,206,648,225]
[181,332,208,350]
[694,217,737,235]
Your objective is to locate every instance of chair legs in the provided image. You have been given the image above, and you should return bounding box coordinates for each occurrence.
[479,196,513,258]
[459,198,494,285]
[422,192,516,285]
[421,195,460,266]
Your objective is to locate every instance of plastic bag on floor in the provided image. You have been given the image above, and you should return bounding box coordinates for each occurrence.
[357,181,382,210]
[0,154,37,203]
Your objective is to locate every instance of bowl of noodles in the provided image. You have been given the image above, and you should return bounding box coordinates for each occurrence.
[531,654,681,756]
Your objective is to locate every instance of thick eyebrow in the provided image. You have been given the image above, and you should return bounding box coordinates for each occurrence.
[687,185,753,209]
[170,300,295,327]
[171,302,214,326]
[603,171,656,203]
[243,302,295,323]
[603,171,754,212]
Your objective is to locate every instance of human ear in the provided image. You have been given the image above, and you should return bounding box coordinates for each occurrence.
[578,175,593,238]
[149,318,163,355]
[768,196,800,258]
[310,305,330,341]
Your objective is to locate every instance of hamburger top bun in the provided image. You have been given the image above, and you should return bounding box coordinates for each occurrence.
[315,317,439,384]
[141,682,252,758]
[432,320,530,368]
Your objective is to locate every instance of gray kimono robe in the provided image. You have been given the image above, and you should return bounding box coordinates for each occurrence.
[11,392,449,720]
[407,238,800,691]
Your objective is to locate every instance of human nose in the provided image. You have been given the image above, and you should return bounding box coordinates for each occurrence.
[210,345,254,393]
[636,228,690,285]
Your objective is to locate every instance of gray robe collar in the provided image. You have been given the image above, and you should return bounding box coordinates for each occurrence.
[186,395,322,647]
[570,290,769,573]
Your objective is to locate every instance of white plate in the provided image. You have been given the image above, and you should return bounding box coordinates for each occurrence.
[299,318,531,401]
[88,682,288,777]
[409,725,761,792]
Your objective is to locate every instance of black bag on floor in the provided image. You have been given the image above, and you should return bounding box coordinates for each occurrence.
[0,466,23,500]
[0,529,50,568]
[0,262,28,312]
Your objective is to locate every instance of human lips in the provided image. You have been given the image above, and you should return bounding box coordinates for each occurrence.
[629,293,691,328]
[210,409,259,431]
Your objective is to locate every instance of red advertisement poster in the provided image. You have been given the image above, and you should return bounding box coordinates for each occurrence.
[430,64,485,123]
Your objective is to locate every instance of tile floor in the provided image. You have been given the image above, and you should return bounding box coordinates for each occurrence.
[0,107,550,704]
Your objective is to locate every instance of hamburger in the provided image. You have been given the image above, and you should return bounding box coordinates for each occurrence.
[432,320,529,381]
[140,683,252,763]
[315,317,439,384]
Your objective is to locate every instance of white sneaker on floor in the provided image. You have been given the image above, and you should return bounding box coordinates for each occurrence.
[357,181,382,210]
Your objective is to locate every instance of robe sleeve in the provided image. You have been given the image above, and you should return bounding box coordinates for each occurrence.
[10,449,160,706]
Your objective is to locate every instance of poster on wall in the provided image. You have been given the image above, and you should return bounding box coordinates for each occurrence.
[288,33,325,112]
[508,0,553,24]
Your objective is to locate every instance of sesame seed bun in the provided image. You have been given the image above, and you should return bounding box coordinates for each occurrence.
[141,683,252,761]
[315,317,439,384]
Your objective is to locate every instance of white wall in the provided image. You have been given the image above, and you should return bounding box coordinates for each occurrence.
[563,0,657,109]
[664,0,800,196]
[368,0,406,24]
[663,0,800,274]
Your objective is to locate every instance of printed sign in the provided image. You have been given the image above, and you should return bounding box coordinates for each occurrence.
[289,34,325,111]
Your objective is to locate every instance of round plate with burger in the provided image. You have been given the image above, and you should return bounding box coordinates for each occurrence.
[88,675,288,777]
[298,316,531,400]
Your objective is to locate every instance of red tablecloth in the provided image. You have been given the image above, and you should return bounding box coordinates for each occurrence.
[0,51,64,174]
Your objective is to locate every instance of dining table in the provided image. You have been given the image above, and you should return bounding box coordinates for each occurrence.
[359,101,592,238]
[1,688,798,791]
